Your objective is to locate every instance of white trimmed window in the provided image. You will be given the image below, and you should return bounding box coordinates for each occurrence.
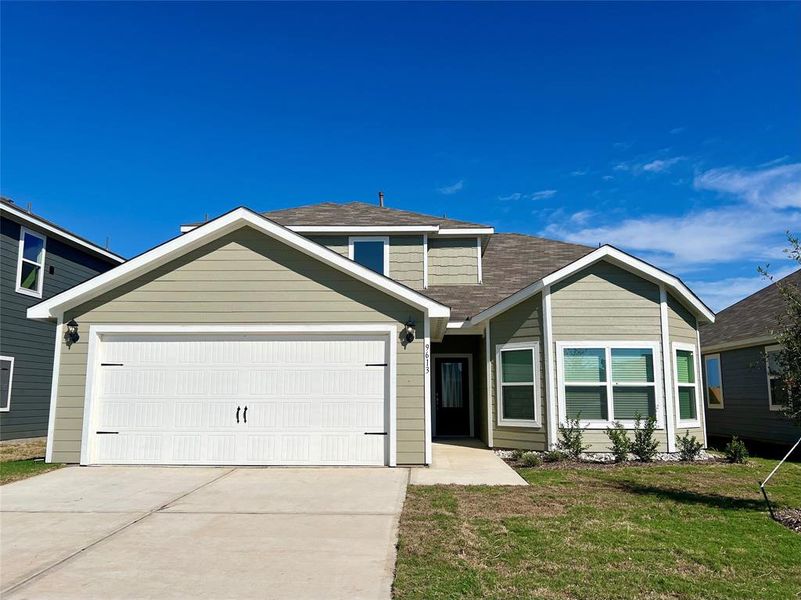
[557,342,663,428]
[766,345,786,411]
[673,343,701,427]
[16,227,47,298]
[0,356,14,412]
[704,354,724,409]
[349,236,389,275]
[496,343,540,427]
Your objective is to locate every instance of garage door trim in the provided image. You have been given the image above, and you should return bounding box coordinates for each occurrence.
[79,324,398,466]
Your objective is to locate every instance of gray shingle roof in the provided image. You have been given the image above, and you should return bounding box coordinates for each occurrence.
[260,201,488,229]
[425,233,594,319]
[700,269,801,348]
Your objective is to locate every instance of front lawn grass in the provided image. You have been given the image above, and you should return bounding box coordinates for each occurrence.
[0,459,63,485]
[394,459,801,600]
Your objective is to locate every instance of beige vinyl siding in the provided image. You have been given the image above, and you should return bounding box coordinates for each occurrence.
[389,236,424,290]
[304,235,348,256]
[668,293,706,446]
[489,292,547,450]
[428,238,478,285]
[551,261,669,451]
[51,226,426,464]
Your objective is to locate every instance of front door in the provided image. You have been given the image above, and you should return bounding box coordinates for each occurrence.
[434,357,470,436]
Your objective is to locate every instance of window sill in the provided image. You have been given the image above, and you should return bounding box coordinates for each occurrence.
[677,419,701,429]
[707,404,725,410]
[15,286,42,299]
[562,420,664,430]
[769,405,786,412]
[497,419,541,429]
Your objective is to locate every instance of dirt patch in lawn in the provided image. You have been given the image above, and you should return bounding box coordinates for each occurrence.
[0,438,46,462]
[774,508,801,534]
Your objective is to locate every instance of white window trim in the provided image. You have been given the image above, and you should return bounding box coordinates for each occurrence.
[556,340,664,430]
[348,236,390,276]
[765,344,785,412]
[673,342,702,428]
[703,353,724,410]
[0,355,14,412]
[476,237,482,284]
[16,227,47,298]
[495,341,541,428]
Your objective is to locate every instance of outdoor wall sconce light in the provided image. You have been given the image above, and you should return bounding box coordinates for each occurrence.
[64,319,80,347]
[403,319,416,345]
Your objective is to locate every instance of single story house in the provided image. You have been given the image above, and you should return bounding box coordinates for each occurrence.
[28,201,714,466]
[1,197,124,440]
[700,269,801,449]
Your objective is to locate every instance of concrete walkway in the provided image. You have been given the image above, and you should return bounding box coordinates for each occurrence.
[409,439,528,485]
[1,466,408,599]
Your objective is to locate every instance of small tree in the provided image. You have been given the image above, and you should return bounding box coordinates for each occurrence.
[558,415,589,460]
[676,429,703,461]
[630,414,659,462]
[759,232,801,426]
[605,422,631,463]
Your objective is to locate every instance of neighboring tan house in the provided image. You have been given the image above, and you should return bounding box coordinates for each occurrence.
[28,201,714,466]
[700,269,801,449]
[1,198,124,441]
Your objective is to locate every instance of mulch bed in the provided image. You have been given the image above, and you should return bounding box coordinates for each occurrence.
[502,456,723,470]
[774,508,801,534]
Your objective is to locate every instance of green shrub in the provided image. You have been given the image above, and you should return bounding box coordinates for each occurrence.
[511,448,525,461]
[724,436,749,464]
[520,451,542,467]
[557,415,589,460]
[605,422,631,463]
[630,414,659,462]
[543,449,568,463]
[676,430,703,461]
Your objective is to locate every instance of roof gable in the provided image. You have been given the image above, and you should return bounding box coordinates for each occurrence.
[28,207,450,320]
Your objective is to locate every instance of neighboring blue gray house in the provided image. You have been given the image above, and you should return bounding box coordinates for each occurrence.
[700,269,801,449]
[1,198,124,441]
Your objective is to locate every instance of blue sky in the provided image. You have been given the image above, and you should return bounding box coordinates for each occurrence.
[2,2,799,310]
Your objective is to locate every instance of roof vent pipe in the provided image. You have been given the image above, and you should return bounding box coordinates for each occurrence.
[378,191,384,207]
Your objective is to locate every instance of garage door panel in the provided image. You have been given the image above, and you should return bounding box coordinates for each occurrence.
[88,334,390,466]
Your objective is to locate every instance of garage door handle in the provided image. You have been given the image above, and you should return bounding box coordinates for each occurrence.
[243,406,247,424]
[364,432,388,436]
[236,406,240,424]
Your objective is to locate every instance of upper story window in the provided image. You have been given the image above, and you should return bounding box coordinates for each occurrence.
[16,227,47,298]
[704,354,724,409]
[349,236,389,275]
[766,345,786,411]
[557,342,662,428]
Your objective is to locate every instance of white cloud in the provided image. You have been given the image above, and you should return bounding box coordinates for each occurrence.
[687,266,798,312]
[670,126,686,135]
[602,175,614,181]
[569,210,594,225]
[541,205,800,271]
[570,170,587,177]
[531,189,557,200]
[498,192,523,201]
[694,163,801,209]
[642,156,685,173]
[758,155,789,168]
[437,180,464,195]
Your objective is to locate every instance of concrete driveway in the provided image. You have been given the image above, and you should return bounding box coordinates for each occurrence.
[1,466,408,599]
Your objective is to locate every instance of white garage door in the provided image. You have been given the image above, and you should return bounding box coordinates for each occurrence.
[86,334,389,466]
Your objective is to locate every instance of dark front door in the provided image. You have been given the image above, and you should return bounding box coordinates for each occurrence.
[434,357,470,436]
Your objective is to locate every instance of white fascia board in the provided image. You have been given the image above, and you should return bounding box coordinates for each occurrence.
[433,228,495,236]
[28,207,451,320]
[182,224,440,234]
[468,245,714,326]
[1,203,125,263]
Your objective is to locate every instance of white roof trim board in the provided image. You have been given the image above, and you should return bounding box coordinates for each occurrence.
[28,207,451,320]
[1,202,125,263]
[468,245,715,325]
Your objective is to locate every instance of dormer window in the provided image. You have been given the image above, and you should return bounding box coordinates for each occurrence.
[349,236,389,275]
[16,227,47,298]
